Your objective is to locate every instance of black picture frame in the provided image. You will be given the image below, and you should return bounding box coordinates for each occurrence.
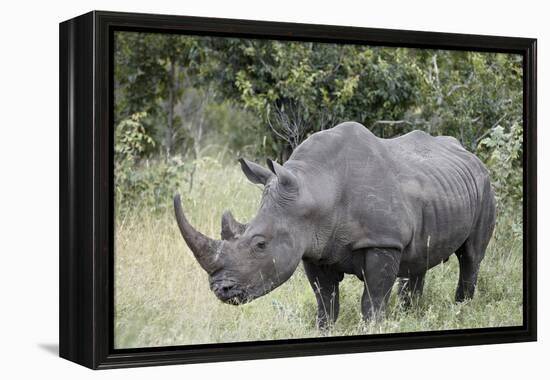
[59,10,537,369]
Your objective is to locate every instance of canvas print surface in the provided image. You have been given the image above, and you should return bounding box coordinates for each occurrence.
[113,31,523,349]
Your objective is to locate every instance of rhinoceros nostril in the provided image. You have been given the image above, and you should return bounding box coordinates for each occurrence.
[212,281,237,296]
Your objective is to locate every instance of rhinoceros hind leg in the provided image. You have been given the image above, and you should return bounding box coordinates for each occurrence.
[455,184,496,303]
[454,241,484,303]
[357,248,401,321]
[303,260,343,330]
[397,272,426,308]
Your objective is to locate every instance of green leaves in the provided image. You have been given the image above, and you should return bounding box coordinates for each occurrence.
[114,112,155,161]
[478,123,523,212]
[115,155,187,214]
[113,32,524,219]
[115,112,184,213]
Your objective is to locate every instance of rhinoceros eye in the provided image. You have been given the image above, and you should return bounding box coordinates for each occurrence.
[251,236,267,253]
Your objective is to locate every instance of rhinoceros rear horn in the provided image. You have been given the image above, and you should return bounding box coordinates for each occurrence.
[221,210,247,240]
[173,193,221,274]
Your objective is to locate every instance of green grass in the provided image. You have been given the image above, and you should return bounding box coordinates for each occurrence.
[114,158,523,349]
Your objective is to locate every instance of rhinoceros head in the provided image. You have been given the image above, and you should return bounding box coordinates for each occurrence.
[174,158,309,305]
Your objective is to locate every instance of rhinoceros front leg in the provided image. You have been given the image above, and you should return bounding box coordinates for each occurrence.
[357,248,401,321]
[397,272,426,308]
[303,260,343,329]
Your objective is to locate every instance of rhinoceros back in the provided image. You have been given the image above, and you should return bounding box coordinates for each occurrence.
[288,122,495,273]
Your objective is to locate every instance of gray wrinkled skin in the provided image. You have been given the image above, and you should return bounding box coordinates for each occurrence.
[174,121,496,327]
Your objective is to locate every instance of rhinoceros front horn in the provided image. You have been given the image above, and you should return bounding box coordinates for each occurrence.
[174,193,221,274]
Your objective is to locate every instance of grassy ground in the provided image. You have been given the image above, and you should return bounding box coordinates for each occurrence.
[114,158,523,349]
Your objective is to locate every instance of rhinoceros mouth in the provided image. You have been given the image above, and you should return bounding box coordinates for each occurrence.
[222,294,250,305]
[211,280,251,305]
[216,290,252,305]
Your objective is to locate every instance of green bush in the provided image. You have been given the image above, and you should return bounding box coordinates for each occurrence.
[478,123,523,208]
[113,34,524,223]
[478,123,523,238]
[115,112,188,213]
[116,156,187,214]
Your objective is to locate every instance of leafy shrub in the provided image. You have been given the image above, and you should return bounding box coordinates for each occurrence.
[478,123,523,208]
[478,123,523,238]
[114,112,155,160]
[116,156,188,214]
[115,112,187,213]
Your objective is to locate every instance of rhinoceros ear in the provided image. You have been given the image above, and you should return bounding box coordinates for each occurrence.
[239,158,273,185]
[266,159,299,194]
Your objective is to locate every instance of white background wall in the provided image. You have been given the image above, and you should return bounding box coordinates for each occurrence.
[0,0,546,378]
